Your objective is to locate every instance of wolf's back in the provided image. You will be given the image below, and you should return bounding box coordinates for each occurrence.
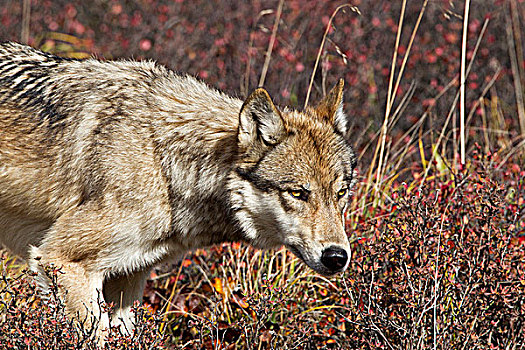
[0,42,74,123]
[0,42,241,232]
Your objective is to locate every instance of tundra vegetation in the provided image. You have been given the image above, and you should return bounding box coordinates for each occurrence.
[0,0,524,349]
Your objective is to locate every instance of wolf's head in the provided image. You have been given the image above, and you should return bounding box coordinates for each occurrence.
[229,80,357,275]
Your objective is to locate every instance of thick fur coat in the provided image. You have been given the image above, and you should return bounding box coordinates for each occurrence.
[0,42,356,333]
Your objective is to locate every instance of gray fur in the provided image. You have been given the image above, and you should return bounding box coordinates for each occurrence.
[0,42,357,338]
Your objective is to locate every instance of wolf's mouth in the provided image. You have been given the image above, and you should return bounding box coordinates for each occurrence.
[286,244,306,263]
[286,244,329,275]
[286,244,347,276]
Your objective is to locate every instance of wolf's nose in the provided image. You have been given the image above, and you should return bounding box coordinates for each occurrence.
[321,246,348,272]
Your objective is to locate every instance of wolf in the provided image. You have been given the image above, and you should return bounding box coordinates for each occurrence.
[0,42,357,332]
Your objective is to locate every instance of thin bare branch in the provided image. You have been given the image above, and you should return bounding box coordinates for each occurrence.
[460,0,471,165]
[258,0,285,88]
[304,4,360,108]
[21,0,31,44]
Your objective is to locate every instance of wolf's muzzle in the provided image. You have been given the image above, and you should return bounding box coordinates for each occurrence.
[321,246,348,272]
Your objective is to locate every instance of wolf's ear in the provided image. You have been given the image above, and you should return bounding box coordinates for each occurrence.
[239,88,285,149]
[315,79,348,135]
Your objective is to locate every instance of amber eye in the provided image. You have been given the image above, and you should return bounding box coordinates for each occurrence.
[289,190,303,198]
[288,189,307,201]
[337,188,348,199]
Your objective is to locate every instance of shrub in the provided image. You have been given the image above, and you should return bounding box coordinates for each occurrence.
[341,155,525,349]
[0,261,166,349]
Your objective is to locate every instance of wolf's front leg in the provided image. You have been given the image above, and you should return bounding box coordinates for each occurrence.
[29,245,109,340]
[103,269,150,333]
[28,204,124,343]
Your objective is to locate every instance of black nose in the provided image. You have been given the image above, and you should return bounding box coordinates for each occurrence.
[321,247,348,272]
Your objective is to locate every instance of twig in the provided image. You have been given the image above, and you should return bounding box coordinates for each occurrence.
[388,0,428,114]
[258,0,285,87]
[377,0,428,188]
[363,0,406,210]
[510,0,525,94]
[417,93,459,192]
[432,208,447,350]
[385,0,406,122]
[242,9,274,96]
[304,4,360,108]
[21,0,31,44]
[462,18,490,143]
[506,0,525,143]
[496,137,525,169]
[417,18,489,191]
[459,0,471,165]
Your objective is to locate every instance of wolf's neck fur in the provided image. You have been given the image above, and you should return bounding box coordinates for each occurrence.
[148,72,246,246]
[152,72,243,162]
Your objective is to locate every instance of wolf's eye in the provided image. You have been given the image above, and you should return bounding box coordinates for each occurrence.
[289,190,307,201]
[337,188,348,199]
